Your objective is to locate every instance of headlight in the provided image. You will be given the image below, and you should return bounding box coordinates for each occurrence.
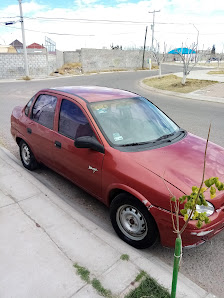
[195,201,214,217]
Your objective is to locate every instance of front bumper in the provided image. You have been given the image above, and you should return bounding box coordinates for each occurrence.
[150,205,224,248]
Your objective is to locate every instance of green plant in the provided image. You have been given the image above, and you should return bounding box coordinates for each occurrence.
[120,254,129,261]
[91,278,112,297]
[73,263,90,283]
[135,270,147,282]
[74,263,112,297]
[164,125,224,297]
[126,274,170,298]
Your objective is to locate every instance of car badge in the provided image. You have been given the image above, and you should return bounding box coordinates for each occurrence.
[88,165,98,173]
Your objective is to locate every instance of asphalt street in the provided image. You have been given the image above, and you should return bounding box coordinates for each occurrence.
[0,63,224,297]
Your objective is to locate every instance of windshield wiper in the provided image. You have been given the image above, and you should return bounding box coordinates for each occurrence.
[120,141,151,147]
[153,132,176,142]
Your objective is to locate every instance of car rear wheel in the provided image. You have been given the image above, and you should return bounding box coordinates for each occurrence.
[19,140,38,171]
[110,193,158,249]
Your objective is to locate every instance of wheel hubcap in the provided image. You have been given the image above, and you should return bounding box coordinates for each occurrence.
[116,204,148,241]
[22,144,31,165]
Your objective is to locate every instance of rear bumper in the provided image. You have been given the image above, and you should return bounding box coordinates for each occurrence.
[150,205,224,248]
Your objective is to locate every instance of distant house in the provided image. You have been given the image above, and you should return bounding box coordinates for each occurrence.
[10,39,23,53]
[27,43,46,53]
[27,42,45,49]
[0,45,17,53]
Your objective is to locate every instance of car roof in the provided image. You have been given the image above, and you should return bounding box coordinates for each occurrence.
[44,86,138,103]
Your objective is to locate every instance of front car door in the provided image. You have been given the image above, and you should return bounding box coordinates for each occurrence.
[52,97,104,198]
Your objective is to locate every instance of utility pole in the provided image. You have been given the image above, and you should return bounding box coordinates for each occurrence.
[142,26,148,69]
[192,23,199,63]
[18,0,29,77]
[148,10,160,50]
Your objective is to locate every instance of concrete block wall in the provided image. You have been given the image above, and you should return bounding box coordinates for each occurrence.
[63,50,81,64]
[28,54,48,77]
[56,50,64,69]
[0,53,58,79]
[0,49,174,80]
[46,54,57,75]
[0,54,25,79]
[80,48,153,73]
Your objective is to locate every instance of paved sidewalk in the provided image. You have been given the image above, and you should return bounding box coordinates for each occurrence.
[0,146,216,298]
[174,69,224,83]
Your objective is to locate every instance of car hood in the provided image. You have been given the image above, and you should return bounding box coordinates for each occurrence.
[129,133,224,196]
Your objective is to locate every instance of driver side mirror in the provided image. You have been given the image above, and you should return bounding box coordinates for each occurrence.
[74,136,105,154]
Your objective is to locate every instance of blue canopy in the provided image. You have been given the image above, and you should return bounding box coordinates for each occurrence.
[168,48,196,54]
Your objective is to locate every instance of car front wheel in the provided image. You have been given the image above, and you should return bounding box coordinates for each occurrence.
[110,193,158,249]
[19,140,38,171]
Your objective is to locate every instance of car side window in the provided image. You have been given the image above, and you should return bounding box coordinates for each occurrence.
[31,94,57,129]
[59,99,94,140]
[24,96,35,117]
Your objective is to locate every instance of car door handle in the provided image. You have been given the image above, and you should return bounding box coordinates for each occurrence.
[54,141,61,149]
[27,128,32,134]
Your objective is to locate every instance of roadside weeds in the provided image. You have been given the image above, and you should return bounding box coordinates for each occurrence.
[73,256,170,298]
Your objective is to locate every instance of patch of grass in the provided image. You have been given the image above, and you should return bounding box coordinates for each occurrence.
[125,275,170,298]
[74,263,112,297]
[135,270,147,282]
[73,263,90,283]
[120,254,129,261]
[207,69,224,75]
[143,74,218,93]
[91,278,112,297]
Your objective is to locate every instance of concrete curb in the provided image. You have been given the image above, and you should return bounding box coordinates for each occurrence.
[139,76,224,105]
[0,146,216,298]
[0,69,157,84]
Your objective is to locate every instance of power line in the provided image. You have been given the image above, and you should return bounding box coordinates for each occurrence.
[0,24,95,36]
[24,16,152,25]
[1,23,222,37]
[1,15,224,25]
[22,16,224,26]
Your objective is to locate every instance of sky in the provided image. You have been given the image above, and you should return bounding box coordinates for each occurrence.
[0,0,224,53]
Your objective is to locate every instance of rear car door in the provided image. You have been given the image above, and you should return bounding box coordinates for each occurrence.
[52,97,104,198]
[25,92,58,168]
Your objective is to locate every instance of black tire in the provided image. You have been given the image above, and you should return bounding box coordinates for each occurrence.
[19,140,38,171]
[110,193,158,249]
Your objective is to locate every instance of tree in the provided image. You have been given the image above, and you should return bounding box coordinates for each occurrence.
[174,43,198,85]
[163,125,224,298]
[211,44,216,55]
[151,41,165,77]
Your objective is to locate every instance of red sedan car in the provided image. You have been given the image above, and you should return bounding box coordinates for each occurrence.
[11,86,224,248]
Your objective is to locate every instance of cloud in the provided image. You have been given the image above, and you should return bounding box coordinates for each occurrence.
[0,0,223,52]
[74,0,101,8]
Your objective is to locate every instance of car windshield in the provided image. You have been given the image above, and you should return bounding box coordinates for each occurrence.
[89,97,179,146]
